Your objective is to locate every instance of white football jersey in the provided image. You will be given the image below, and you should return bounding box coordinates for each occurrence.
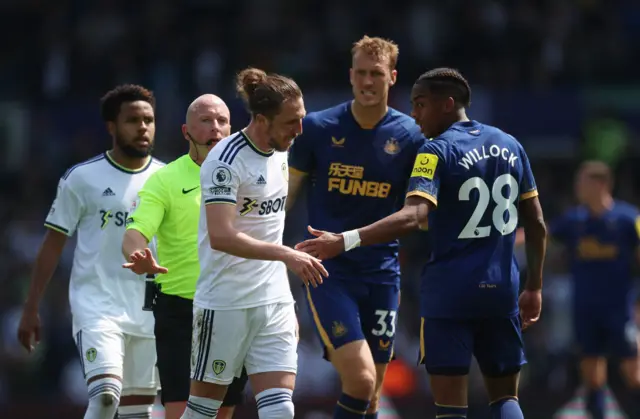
[196,131,294,310]
[45,152,165,337]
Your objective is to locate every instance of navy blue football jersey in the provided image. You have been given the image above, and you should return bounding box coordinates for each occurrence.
[289,101,425,283]
[550,201,640,312]
[407,120,538,317]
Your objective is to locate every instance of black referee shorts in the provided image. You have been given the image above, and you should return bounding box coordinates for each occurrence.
[153,292,248,406]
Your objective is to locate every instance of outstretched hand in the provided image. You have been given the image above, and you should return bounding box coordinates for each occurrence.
[295,225,345,260]
[122,248,168,275]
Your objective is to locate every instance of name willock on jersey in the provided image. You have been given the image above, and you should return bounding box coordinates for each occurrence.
[458,144,519,169]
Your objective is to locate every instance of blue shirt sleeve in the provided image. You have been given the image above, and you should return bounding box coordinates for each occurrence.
[518,144,538,201]
[406,141,443,207]
[288,116,317,174]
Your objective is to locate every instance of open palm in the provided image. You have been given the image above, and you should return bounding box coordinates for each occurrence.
[122,248,168,275]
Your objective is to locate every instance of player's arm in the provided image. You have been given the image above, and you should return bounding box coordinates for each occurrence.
[122,173,167,262]
[26,178,82,308]
[515,220,562,247]
[19,177,82,351]
[205,161,303,260]
[353,147,438,247]
[300,195,430,257]
[207,203,300,261]
[286,116,315,211]
[122,230,149,258]
[23,230,68,314]
[203,159,327,285]
[297,147,437,258]
[514,146,545,328]
[354,196,430,247]
[519,196,547,290]
[517,146,547,291]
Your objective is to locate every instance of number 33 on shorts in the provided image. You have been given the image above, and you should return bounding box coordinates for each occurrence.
[371,309,397,338]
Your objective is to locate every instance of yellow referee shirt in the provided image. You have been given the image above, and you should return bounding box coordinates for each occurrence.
[126,154,201,299]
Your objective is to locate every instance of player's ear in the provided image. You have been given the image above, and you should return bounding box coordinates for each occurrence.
[106,121,116,138]
[349,68,355,86]
[443,97,456,113]
[255,113,268,127]
[389,69,397,87]
[181,124,188,141]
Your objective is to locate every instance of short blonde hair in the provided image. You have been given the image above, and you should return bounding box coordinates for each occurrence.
[351,35,399,70]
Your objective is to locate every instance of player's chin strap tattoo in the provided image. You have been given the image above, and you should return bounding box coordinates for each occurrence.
[186,132,215,164]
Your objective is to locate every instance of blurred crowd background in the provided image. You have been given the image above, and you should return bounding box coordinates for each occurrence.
[2,0,640,418]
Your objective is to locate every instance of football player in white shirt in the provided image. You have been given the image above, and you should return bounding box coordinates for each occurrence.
[181,68,328,419]
[17,85,164,419]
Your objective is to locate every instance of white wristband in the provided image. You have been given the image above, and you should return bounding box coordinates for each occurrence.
[342,229,361,252]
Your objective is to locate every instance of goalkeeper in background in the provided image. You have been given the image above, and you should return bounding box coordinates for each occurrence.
[121,94,247,419]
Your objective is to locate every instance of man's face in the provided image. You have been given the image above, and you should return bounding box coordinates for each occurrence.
[350,51,396,108]
[265,96,306,152]
[111,100,155,158]
[186,101,231,149]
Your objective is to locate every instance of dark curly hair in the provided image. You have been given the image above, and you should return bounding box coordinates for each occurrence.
[100,84,155,122]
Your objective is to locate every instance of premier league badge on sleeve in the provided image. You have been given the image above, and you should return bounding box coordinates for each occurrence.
[212,166,232,187]
[209,166,233,195]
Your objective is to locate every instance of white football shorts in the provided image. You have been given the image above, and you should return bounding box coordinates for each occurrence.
[190,302,297,385]
[73,328,159,396]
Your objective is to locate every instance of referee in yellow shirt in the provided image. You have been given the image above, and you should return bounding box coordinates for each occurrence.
[121,94,246,419]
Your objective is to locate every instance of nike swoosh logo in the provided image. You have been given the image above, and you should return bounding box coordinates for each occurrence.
[182,186,199,194]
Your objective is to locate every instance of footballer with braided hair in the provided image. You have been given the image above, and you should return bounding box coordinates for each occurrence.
[297,67,548,419]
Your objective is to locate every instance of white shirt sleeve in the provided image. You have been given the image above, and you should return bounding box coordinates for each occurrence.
[44,176,84,236]
[201,158,242,206]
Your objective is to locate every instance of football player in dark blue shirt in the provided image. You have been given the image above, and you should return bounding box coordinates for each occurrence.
[287,36,425,419]
[547,162,640,419]
[296,68,548,419]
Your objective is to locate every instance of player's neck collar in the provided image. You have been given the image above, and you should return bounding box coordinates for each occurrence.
[241,129,274,157]
[349,101,389,130]
[105,150,153,174]
[450,119,477,130]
